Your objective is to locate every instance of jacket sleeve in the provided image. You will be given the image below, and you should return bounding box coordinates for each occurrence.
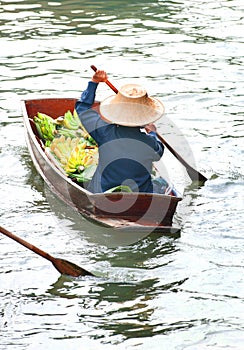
[75,81,98,114]
[148,131,164,158]
[75,81,108,142]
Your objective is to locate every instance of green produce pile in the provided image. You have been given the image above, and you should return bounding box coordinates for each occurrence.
[33,110,98,183]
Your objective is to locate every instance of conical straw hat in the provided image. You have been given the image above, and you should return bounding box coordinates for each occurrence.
[100,84,165,127]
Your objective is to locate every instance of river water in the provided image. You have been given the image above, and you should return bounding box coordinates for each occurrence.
[0,1,243,349]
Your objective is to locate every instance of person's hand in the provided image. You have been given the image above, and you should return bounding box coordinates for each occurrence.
[145,123,157,133]
[92,70,108,83]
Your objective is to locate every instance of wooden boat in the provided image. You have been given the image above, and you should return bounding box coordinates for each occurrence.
[22,97,182,236]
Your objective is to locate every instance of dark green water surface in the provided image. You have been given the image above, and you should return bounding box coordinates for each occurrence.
[0,1,243,349]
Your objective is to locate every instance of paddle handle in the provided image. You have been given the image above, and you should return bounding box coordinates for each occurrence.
[90,65,118,94]
[0,226,55,263]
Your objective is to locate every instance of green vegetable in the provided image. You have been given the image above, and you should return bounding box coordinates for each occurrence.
[68,164,97,182]
[105,185,132,193]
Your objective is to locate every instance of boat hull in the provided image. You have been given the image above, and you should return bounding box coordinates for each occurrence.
[22,98,182,235]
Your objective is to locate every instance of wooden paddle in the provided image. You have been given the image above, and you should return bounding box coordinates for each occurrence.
[155,134,208,182]
[90,65,207,183]
[0,226,94,277]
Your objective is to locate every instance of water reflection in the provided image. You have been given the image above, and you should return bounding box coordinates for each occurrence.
[47,273,188,342]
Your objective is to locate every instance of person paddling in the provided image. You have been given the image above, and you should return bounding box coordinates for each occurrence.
[75,69,165,194]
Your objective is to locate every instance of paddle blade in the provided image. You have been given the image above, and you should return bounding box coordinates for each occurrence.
[156,133,208,183]
[52,258,94,277]
[185,167,208,183]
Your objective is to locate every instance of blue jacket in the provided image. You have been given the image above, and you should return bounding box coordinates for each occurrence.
[75,81,164,193]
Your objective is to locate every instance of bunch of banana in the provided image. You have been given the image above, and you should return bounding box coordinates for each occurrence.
[49,136,80,166]
[34,109,99,181]
[34,112,57,143]
[65,142,98,174]
[58,110,82,130]
[57,110,97,144]
[56,127,84,139]
[48,135,98,174]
